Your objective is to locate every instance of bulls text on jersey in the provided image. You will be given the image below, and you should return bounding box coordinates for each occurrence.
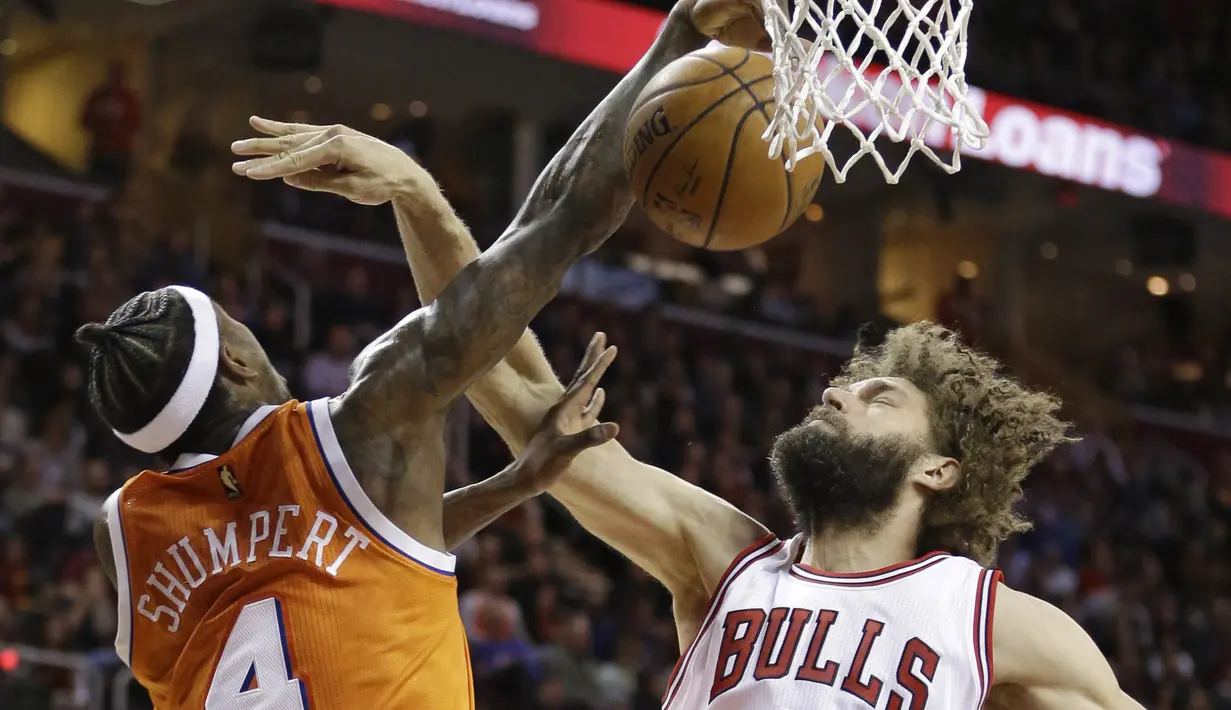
[664,536,999,710]
[711,606,939,709]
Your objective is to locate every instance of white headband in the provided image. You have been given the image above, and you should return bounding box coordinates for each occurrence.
[114,285,220,454]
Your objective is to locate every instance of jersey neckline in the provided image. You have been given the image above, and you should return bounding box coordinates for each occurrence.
[167,404,282,473]
[791,543,950,583]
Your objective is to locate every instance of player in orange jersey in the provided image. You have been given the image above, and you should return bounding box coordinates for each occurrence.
[77,3,742,707]
[81,308,612,709]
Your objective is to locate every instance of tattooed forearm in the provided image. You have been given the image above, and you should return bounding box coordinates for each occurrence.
[359,11,707,414]
[328,12,705,534]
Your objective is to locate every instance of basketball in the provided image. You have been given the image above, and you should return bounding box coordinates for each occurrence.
[623,45,826,251]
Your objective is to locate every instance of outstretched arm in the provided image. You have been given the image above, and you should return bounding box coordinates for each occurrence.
[234,0,772,636]
[379,170,769,629]
[231,11,707,529]
[369,18,766,644]
[472,338,770,645]
[287,124,769,642]
[235,7,708,416]
[990,584,1146,710]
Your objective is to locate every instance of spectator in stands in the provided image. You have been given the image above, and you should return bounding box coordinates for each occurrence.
[539,610,623,709]
[80,60,141,188]
[935,271,985,344]
[301,323,356,399]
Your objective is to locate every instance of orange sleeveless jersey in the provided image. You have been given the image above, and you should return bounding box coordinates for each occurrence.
[104,399,473,710]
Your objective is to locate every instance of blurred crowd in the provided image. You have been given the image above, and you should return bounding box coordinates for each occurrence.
[624,0,1231,151]
[0,180,1229,710]
[970,0,1231,149]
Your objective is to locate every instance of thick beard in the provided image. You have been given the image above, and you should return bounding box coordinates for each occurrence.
[769,408,930,535]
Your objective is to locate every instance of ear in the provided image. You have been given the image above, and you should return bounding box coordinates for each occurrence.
[218,341,260,384]
[911,454,962,494]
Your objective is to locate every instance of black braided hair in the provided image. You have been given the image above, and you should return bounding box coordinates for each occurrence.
[75,288,230,459]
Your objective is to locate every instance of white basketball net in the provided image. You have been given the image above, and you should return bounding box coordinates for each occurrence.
[760,0,989,184]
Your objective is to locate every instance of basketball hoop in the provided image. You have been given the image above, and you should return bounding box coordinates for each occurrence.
[760,0,989,184]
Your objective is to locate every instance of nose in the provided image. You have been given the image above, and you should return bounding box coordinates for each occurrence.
[821,387,849,411]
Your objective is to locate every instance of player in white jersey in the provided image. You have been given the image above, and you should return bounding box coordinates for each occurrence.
[245,30,1146,710]
[473,330,1143,710]
[660,533,999,709]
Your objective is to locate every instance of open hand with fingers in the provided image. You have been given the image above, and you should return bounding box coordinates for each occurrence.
[511,333,620,495]
[231,116,430,205]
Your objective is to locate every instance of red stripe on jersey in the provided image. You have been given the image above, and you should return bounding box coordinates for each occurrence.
[978,570,1003,707]
[793,550,949,580]
[663,535,783,708]
[787,555,949,588]
[971,568,1002,708]
[971,570,988,697]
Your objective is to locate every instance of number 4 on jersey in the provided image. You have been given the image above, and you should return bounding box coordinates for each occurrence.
[206,598,310,709]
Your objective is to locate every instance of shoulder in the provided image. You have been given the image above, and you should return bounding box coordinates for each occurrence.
[686,533,786,609]
[670,533,783,651]
[991,582,1131,706]
[992,584,1075,682]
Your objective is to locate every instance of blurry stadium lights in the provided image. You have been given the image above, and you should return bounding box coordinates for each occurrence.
[884,209,908,231]
[1040,242,1059,260]
[0,39,16,57]
[304,76,323,94]
[804,204,824,222]
[1173,361,1203,383]
[1146,276,1169,296]
[409,101,429,117]
[1178,273,1197,292]
[745,248,769,273]
[370,103,393,121]
[719,273,754,296]
[1115,258,1133,276]
[626,253,705,285]
[957,260,979,279]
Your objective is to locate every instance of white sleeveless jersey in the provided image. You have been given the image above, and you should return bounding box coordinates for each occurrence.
[664,535,1001,710]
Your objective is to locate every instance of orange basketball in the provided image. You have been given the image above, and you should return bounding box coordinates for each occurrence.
[623,45,825,251]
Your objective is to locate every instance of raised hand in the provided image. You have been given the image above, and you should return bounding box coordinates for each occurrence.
[231,117,428,205]
[512,333,619,494]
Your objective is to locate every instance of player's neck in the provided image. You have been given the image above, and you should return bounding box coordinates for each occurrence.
[168,404,264,461]
[804,515,920,574]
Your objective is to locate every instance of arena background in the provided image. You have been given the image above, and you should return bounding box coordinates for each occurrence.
[0,0,1229,707]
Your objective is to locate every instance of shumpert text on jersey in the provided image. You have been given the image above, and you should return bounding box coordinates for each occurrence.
[133,505,370,633]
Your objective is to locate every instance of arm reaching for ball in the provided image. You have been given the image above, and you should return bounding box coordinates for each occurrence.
[230,1,765,579]
[232,0,774,645]
[231,0,715,427]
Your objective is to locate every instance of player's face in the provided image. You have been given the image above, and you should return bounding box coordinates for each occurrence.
[811,378,933,441]
[769,378,935,532]
[214,306,292,404]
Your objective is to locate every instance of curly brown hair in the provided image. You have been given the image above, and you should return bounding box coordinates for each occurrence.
[831,322,1075,565]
